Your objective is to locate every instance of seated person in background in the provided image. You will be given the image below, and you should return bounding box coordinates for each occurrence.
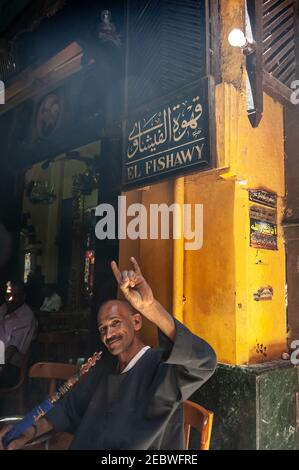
[0,280,37,388]
[40,285,62,313]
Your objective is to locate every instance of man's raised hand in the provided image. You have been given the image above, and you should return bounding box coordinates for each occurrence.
[111,257,154,314]
[111,257,176,341]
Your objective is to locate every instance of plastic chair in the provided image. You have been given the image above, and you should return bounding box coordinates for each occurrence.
[184,400,214,450]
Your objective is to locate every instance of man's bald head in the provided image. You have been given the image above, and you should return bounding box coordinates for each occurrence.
[97,299,143,356]
[97,299,139,322]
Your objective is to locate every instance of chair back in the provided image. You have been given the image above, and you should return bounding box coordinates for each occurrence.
[29,362,78,396]
[184,400,214,450]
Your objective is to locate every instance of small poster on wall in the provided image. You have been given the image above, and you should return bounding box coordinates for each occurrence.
[248,189,277,208]
[249,190,278,251]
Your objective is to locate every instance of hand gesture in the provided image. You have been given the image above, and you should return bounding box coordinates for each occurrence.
[111,257,154,314]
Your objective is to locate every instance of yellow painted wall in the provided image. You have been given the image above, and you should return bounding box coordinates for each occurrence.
[183,87,286,365]
[119,0,287,365]
[232,91,286,364]
[118,182,173,348]
[183,173,236,363]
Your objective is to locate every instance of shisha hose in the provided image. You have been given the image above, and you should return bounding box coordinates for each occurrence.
[2,351,102,448]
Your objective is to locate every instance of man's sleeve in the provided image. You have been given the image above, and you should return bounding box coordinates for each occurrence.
[155,319,217,403]
[46,360,103,433]
[8,314,36,354]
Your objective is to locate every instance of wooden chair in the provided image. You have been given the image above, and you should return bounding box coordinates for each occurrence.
[184,400,214,450]
[28,362,78,396]
[27,362,79,449]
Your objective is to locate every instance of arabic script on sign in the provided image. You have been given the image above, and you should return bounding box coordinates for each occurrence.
[127,96,203,160]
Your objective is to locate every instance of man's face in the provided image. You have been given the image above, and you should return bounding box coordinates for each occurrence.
[4,282,25,312]
[97,302,141,356]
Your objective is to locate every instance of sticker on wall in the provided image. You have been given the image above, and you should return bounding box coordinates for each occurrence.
[253,285,274,302]
[249,205,276,224]
[249,192,278,251]
[250,218,278,250]
[249,189,277,208]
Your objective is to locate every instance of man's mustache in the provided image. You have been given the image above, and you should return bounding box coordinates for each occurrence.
[106,335,122,345]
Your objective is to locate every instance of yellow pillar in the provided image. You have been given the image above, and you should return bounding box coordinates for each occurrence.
[172,177,185,323]
[119,0,287,365]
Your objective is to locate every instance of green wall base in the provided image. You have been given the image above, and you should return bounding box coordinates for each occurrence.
[192,361,298,450]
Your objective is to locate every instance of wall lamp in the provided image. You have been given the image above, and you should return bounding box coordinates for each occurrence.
[227,0,263,128]
[228,29,256,56]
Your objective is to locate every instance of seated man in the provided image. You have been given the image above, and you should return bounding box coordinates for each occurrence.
[0,258,216,450]
[40,285,62,313]
[0,280,37,388]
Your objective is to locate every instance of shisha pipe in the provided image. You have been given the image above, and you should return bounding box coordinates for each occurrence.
[2,351,102,448]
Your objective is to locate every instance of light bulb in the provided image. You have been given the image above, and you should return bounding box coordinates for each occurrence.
[228,29,247,48]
